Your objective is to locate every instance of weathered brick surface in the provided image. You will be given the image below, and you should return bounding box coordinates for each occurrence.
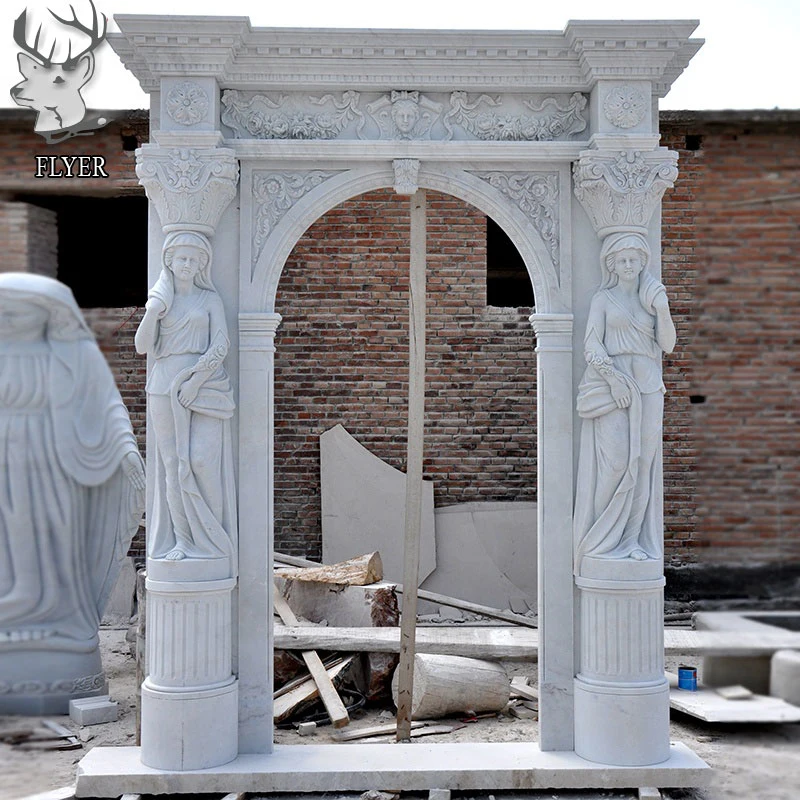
[661,113,800,565]
[273,190,537,558]
[0,201,57,276]
[1,109,798,573]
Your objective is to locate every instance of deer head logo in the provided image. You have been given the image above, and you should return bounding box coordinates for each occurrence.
[10,0,108,143]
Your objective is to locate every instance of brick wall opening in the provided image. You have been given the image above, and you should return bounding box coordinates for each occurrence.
[272,189,538,559]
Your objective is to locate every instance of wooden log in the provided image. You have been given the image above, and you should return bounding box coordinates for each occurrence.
[275,552,383,586]
[391,654,509,720]
[274,553,536,629]
[273,588,350,728]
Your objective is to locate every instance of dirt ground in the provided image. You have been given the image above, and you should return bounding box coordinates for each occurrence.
[1,629,799,800]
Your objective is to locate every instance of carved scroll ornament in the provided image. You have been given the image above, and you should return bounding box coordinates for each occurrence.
[475,172,559,269]
[221,89,364,139]
[445,91,587,141]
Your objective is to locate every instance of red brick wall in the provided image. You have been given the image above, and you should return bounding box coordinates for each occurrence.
[273,190,537,557]
[661,114,800,565]
[0,201,57,275]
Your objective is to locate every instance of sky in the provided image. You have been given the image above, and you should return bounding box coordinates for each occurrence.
[2,0,798,112]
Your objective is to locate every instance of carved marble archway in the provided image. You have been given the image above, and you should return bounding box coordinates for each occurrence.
[75,16,710,796]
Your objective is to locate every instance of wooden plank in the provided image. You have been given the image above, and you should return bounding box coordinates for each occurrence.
[273,588,350,728]
[273,658,353,724]
[510,676,539,702]
[333,720,429,742]
[274,552,537,629]
[397,189,427,742]
[338,724,457,743]
[274,657,344,700]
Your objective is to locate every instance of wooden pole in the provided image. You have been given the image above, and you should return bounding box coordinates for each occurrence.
[396,189,426,742]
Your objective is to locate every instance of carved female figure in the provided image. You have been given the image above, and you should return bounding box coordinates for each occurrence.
[135,231,237,567]
[0,273,144,650]
[574,232,676,571]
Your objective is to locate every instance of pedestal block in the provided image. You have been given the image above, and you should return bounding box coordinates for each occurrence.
[574,576,668,766]
[141,578,238,770]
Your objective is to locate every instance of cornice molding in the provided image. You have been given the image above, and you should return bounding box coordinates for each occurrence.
[109,17,701,98]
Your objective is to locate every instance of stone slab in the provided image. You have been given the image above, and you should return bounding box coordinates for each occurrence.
[421,502,536,614]
[76,743,709,797]
[70,695,119,726]
[771,649,800,706]
[669,687,800,723]
[321,425,436,583]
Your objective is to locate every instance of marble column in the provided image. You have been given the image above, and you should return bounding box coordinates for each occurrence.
[572,144,679,766]
[529,313,574,752]
[135,138,241,770]
[237,312,281,753]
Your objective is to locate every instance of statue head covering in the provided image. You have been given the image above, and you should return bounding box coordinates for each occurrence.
[150,230,217,312]
[599,232,651,289]
[0,272,92,341]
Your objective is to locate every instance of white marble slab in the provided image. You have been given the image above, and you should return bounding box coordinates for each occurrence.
[670,687,800,723]
[76,743,709,797]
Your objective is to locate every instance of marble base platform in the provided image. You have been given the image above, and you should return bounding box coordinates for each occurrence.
[76,743,710,797]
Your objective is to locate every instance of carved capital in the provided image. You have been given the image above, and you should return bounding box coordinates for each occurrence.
[239,312,282,353]
[573,149,678,238]
[393,159,420,196]
[136,146,239,235]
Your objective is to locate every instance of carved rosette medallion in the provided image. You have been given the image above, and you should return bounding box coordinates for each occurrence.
[445,92,587,141]
[252,170,340,266]
[136,147,239,235]
[221,90,364,139]
[602,85,648,130]
[393,159,420,195]
[475,172,559,269]
[165,81,210,126]
[573,149,678,237]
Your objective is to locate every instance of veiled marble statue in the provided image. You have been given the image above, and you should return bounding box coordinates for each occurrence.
[0,273,145,713]
[135,231,237,573]
[574,232,676,574]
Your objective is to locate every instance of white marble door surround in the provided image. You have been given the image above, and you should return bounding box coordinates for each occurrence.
[107,15,702,778]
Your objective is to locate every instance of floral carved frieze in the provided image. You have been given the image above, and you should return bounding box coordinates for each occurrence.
[602,85,648,130]
[136,147,239,235]
[221,90,364,139]
[220,89,589,141]
[445,92,587,142]
[165,81,210,126]
[0,672,105,695]
[474,172,560,269]
[252,170,341,267]
[573,149,678,236]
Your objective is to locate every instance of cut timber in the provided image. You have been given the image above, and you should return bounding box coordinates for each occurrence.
[339,724,457,742]
[275,552,383,586]
[273,552,536,629]
[273,589,350,728]
[273,658,354,724]
[510,676,538,703]
[391,654,509,720]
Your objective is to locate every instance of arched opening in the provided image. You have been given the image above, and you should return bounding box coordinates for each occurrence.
[271,188,538,615]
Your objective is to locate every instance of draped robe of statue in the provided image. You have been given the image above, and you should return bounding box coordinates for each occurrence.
[574,270,667,569]
[0,274,143,651]
[146,283,237,564]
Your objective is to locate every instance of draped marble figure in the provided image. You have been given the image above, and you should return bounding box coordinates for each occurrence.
[0,273,144,710]
[135,231,237,568]
[574,232,676,572]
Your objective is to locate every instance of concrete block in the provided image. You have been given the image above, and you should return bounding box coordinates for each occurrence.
[297,722,317,736]
[69,695,119,726]
[771,649,800,706]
